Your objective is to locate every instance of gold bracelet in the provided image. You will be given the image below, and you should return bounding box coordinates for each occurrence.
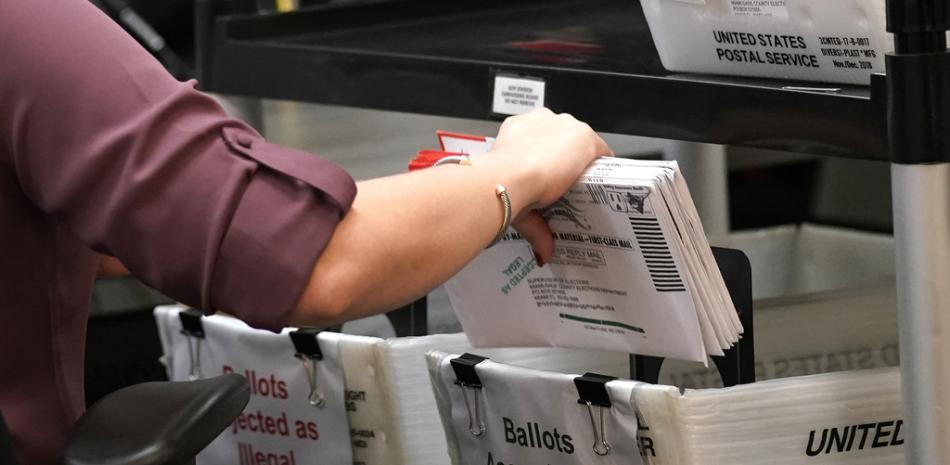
[432,155,510,248]
[489,184,512,248]
[433,155,472,166]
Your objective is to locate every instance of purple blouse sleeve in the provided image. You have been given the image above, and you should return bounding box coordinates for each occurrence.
[0,0,356,329]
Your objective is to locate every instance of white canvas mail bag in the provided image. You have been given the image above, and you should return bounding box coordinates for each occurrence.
[337,332,631,465]
[154,305,352,465]
[429,351,905,465]
[428,351,648,465]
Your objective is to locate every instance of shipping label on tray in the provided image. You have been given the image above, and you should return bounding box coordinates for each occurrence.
[640,0,891,85]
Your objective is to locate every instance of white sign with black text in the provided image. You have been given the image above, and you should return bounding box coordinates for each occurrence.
[492,74,546,115]
[428,351,646,465]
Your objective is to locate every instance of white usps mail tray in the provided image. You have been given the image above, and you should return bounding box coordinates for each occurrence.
[639,0,890,85]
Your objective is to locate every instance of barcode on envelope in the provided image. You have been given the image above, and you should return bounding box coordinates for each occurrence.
[587,184,610,205]
[629,216,686,292]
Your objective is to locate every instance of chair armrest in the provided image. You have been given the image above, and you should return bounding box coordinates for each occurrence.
[63,374,249,465]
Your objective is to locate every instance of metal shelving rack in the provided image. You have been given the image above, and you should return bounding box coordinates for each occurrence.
[195,0,950,462]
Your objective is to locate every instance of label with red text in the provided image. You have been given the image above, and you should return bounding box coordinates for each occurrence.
[154,307,352,465]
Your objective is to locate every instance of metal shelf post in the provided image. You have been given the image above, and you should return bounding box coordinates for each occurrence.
[891,164,950,465]
[887,1,950,463]
[664,141,730,234]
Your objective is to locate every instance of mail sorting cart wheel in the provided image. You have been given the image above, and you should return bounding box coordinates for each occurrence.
[631,246,754,387]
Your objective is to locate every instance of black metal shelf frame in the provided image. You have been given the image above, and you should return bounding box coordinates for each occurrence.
[196,1,950,463]
[196,0,888,160]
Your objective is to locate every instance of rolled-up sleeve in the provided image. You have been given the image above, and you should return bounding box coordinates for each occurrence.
[0,0,355,329]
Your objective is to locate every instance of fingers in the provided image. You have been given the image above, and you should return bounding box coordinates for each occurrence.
[547,109,614,158]
[594,132,614,157]
[495,108,613,202]
[500,107,554,130]
[512,210,554,267]
[564,115,613,158]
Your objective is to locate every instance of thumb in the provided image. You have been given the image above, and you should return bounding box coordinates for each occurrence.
[512,210,554,266]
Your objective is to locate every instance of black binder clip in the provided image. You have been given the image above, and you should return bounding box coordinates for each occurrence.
[289,328,325,408]
[178,308,205,380]
[451,353,488,437]
[574,373,616,456]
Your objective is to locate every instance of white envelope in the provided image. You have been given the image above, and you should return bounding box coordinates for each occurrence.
[438,133,740,363]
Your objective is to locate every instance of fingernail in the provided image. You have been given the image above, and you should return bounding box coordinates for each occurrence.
[534,252,545,267]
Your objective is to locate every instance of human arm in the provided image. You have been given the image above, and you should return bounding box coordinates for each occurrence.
[290,109,612,326]
[1,0,610,331]
[1,0,355,330]
[88,108,612,325]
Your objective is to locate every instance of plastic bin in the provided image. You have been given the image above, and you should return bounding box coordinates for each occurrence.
[153,307,630,465]
[661,224,896,388]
